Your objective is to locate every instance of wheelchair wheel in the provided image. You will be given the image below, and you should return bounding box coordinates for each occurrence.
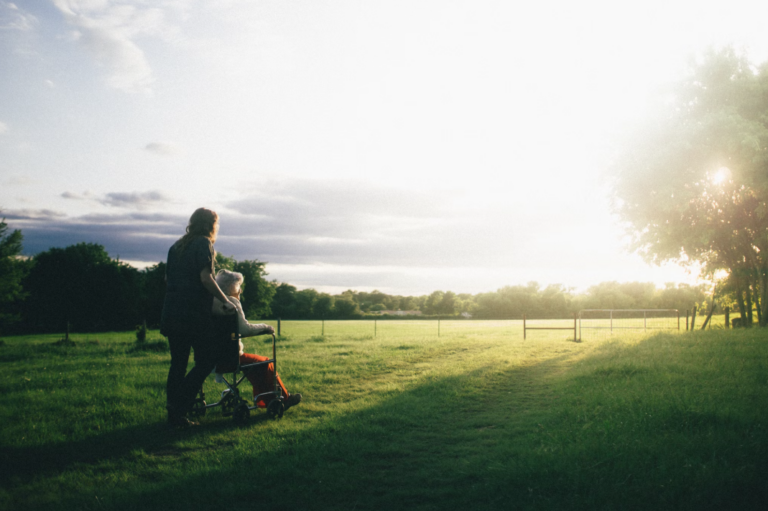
[267,399,284,420]
[190,398,207,417]
[221,393,236,417]
[233,403,250,423]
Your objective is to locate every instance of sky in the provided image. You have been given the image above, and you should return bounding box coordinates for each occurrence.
[2,0,768,296]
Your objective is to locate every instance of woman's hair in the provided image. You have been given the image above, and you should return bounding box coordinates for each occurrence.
[216,269,244,296]
[176,207,219,252]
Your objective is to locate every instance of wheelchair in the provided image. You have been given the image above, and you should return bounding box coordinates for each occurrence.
[190,314,284,423]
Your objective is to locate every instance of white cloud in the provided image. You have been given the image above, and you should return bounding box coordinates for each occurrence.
[144,142,180,155]
[0,121,8,134]
[51,0,172,94]
[0,1,38,31]
[4,175,35,186]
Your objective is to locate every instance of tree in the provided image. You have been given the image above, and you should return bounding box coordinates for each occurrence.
[215,253,236,271]
[271,283,297,319]
[333,296,361,318]
[422,291,445,315]
[613,48,768,326]
[0,219,29,333]
[21,243,143,333]
[436,290,457,315]
[583,282,654,310]
[141,262,166,329]
[294,288,318,318]
[233,260,275,319]
[314,293,334,318]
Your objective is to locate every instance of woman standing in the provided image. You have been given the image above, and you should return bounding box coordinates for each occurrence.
[161,208,235,427]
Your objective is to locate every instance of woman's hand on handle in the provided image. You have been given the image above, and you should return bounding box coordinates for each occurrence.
[200,267,236,314]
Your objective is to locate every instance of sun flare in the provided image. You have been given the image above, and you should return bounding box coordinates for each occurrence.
[712,167,732,185]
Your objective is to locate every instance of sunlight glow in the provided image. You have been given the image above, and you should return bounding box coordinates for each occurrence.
[713,167,732,185]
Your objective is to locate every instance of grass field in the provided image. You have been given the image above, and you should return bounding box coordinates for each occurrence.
[1,319,766,510]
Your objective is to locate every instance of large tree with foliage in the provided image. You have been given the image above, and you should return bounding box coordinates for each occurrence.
[0,219,30,333]
[140,262,166,329]
[613,48,768,326]
[21,243,143,333]
[233,260,275,319]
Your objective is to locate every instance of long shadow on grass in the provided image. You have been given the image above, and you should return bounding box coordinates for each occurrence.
[0,407,271,485]
[0,351,572,510]
[6,332,768,511]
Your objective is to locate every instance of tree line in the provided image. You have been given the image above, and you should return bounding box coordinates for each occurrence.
[0,220,712,336]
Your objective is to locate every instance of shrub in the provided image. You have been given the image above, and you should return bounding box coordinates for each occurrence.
[135,320,147,343]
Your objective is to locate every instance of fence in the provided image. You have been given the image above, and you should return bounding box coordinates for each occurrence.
[268,310,682,341]
[273,319,521,339]
[523,314,577,341]
[578,309,680,340]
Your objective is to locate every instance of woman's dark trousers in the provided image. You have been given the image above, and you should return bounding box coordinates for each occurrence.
[166,333,221,419]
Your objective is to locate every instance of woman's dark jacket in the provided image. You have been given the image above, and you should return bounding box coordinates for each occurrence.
[160,237,215,337]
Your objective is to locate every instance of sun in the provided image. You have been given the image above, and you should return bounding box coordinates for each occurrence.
[712,167,732,185]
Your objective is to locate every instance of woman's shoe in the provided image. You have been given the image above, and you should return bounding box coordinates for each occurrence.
[284,393,302,410]
[168,415,198,428]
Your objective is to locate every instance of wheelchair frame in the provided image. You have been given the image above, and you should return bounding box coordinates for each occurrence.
[191,314,284,422]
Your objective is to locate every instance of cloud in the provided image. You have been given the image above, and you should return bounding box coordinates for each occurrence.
[5,177,549,272]
[219,178,545,268]
[4,208,184,261]
[51,0,170,93]
[61,190,94,200]
[0,121,8,134]
[4,175,35,186]
[144,142,179,156]
[100,190,168,208]
[61,189,169,209]
[0,195,687,295]
[2,209,67,221]
[0,1,38,31]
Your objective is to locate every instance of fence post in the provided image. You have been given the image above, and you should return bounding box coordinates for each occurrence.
[578,311,581,339]
[277,318,281,337]
[701,302,716,330]
[438,317,440,337]
[686,310,689,331]
[322,318,325,336]
[725,307,730,329]
[691,306,697,330]
[375,319,377,338]
[677,310,680,331]
[523,314,526,340]
[573,313,577,341]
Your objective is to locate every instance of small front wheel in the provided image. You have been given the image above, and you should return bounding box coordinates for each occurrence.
[233,403,250,423]
[267,399,284,420]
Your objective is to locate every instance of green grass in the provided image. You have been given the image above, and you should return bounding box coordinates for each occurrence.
[0,322,766,510]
